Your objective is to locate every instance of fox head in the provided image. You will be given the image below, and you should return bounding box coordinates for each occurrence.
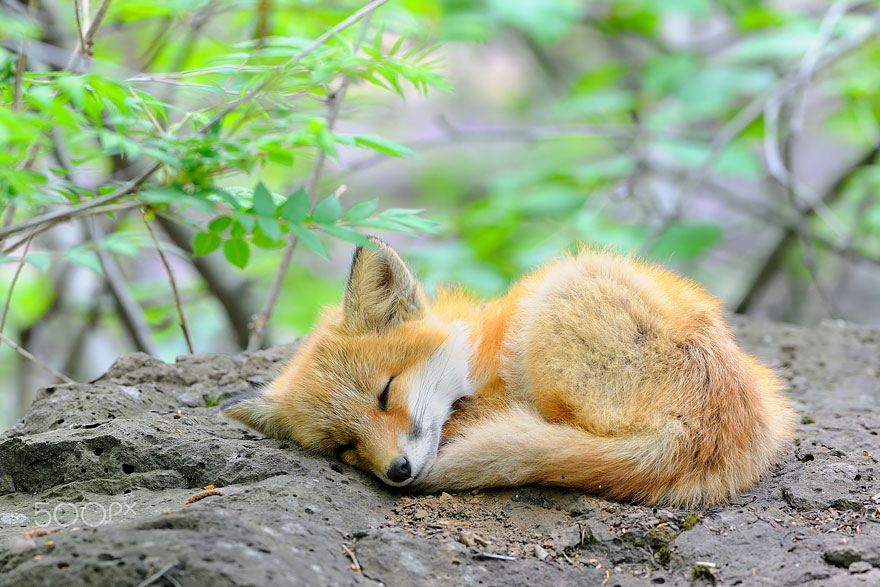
[223,237,473,487]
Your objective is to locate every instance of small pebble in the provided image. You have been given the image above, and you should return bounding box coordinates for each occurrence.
[458,530,476,547]
[10,538,36,554]
[533,545,549,561]
[849,561,872,574]
[413,509,428,520]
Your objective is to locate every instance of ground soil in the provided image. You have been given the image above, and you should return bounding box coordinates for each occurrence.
[0,316,878,586]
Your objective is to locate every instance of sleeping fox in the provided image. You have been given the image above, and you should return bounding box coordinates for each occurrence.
[224,237,794,506]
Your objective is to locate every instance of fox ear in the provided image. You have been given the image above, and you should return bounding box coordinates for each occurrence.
[221,393,284,438]
[343,237,427,333]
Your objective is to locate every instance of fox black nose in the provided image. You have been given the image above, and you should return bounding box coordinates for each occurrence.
[387,457,411,483]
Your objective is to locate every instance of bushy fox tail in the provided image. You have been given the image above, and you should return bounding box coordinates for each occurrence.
[418,397,792,507]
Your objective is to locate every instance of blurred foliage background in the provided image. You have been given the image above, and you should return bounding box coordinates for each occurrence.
[2,0,880,431]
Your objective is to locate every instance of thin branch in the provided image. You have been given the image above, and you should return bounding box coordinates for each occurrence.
[1,199,152,256]
[137,16,174,71]
[67,0,111,70]
[11,0,38,114]
[0,235,34,353]
[85,217,160,356]
[200,0,389,134]
[256,0,271,48]
[343,119,711,174]
[735,142,880,314]
[0,204,15,233]
[765,1,860,319]
[642,11,880,253]
[246,6,379,352]
[0,0,389,247]
[156,215,254,349]
[0,163,160,244]
[0,332,76,384]
[142,212,194,354]
[73,0,87,55]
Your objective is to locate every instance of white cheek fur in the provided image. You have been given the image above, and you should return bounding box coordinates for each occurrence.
[400,321,473,481]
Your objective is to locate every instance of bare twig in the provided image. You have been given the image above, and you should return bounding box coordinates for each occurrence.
[245,6,379,351]
[73,0,87,55]
[85,217,160,356]
[0,332,75,384]
[764,1,862,318]
[344,119,710,174]
[12,0,37,110]
[0,0,389,248]
[256,0,271,48]
[129,88,164,132]
[135,562,180,587]
[642,11,880,253]
[156,215,254,349]
[342,544,361,572]
[1,199,152,255]
[736,142,880,313]
[137,16,174,70]
[0,236,34,352]
[67,0,112,70]
[0,205,16,233]
[201,0,389,133]
[0,163,160,243]
[142,212,194,354]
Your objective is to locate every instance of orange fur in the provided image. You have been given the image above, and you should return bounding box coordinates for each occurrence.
[224,239,795,506]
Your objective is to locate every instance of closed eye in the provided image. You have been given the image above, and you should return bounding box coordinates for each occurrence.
[334,443,355,459]
[378,376,394,411]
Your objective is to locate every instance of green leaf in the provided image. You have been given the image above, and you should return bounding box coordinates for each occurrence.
[312,194,343,224]
[290,224,328,258]
[223,238,250,269]
[354,218,417,235]
[862,205,880,233]
[344,198,379,223]
[351,135,415,158]
[142,187,215,212]
[253,181,275,217]
[319,224,373,247]
[252,231,285,249]
[256,216,282,241]
[281,187,310,224]
[23,251,51,271]
[65,249,101,273]
[210,188,243,210]
[193,231,222,256]
[315,128,338,159]
[230,214,255,238]
[208,216,232,233]
[489,0,582,45]
[100,233,139,257]
[56,75,87,109]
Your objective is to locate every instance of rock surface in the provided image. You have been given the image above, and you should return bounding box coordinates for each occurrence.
[0,316,878,586]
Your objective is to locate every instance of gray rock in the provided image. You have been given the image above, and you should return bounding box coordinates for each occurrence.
[0,317,878,586]
[550,524,582,551]
[850,561,873,574]
[824,541,880,568]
